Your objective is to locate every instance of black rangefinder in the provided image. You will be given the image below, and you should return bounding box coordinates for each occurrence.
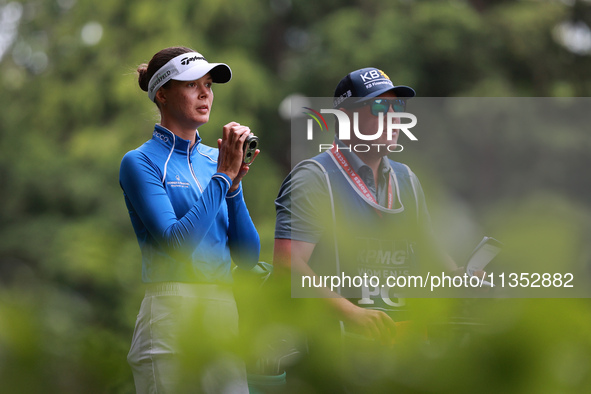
[243,134,259,164]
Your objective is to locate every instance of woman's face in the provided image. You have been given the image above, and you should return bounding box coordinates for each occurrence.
[161,73,214,129]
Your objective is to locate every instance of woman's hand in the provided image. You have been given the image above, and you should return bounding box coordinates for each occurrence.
[229,149,260,192]
[217,122,259,191]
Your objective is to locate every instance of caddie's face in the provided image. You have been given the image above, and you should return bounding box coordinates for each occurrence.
[359,92,400,145]
[161,73,214,129]
[344,91,400,147]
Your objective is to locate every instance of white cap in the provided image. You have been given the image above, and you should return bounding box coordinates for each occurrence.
[147,51,232,102]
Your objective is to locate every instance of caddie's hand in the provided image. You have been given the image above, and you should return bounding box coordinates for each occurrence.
[345,305,397,346]
[451,266,488,280]
[452,267,491,292]
[450,266,467,278]
[217,122,251,184]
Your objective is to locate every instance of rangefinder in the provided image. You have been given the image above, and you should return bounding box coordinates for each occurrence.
[243,134,259,164]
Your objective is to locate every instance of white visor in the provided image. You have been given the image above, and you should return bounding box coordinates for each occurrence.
[147,51,232,102]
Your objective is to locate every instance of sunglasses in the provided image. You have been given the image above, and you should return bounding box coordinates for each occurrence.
[354,98,407,116]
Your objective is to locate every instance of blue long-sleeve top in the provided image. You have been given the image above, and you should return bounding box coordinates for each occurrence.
[119,124,260,284]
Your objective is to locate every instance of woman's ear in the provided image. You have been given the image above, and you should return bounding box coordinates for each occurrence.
[155,89,166,106]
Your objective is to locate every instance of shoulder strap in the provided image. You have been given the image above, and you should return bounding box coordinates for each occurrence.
[298,156,343,292]
[389,160,420,223]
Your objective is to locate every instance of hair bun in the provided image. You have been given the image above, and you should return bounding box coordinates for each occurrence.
[137,63,150,92]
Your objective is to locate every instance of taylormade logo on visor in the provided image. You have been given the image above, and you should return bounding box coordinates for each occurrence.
[304,108,418,153]
[180,55,205,66]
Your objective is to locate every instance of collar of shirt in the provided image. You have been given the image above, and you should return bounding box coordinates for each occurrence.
[334,138,392,205]
[154,124,202,154]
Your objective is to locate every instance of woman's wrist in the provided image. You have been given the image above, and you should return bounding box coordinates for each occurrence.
[212,172,232,191]
[228,183,241,194]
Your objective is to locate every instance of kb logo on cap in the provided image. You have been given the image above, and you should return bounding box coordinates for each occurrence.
[360,69,389,83]
[359,69,392,90]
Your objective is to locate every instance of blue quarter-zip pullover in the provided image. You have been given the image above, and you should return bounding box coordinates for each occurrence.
[120,124,260,283]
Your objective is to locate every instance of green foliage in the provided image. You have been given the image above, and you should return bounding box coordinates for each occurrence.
[1,0,591,392]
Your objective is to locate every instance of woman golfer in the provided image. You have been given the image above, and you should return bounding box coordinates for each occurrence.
[120,46,260,393]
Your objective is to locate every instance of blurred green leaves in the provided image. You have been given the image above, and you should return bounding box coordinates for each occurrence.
[0,0,591,392]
